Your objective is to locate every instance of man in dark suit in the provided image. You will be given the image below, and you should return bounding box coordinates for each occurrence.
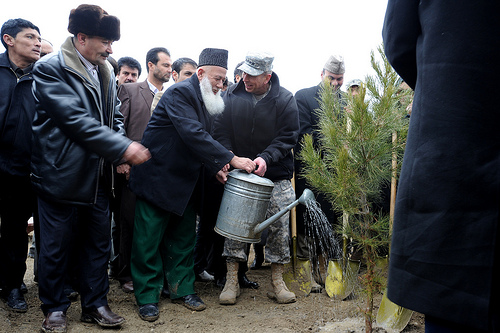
[293,55,346,289]
[129,48,255,322]
[108,55,142,279]
[113,47,172,293]
[383,1,499,332]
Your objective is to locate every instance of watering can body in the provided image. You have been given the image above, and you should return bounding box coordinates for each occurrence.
[214,170,275,243]
[215,170,315,243]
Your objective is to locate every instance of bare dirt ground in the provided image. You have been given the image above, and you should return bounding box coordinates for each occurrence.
[0,238,425,333]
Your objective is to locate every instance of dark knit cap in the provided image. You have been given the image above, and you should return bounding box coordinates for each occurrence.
[68,4,120,41]
[198,48,228,69]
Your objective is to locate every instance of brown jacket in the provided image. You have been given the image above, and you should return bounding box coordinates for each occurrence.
[117,80,154,141]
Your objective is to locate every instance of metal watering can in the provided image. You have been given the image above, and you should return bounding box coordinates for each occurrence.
[214,169,314,243]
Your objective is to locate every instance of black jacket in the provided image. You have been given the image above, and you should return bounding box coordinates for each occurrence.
[0,52,36,176]
[31,37,131,205]
[129,74,234,216]
[213,72,299,182]
[383,0,500,329]
[294,83,345,149]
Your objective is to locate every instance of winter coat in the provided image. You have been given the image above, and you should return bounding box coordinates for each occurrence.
[213,72,299,182]
[0,52,36,176]
[31,37,131,205]
[129,74,234,216]
[383,0,500,330]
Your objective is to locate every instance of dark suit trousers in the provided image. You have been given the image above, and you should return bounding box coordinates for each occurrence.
[194,178,225,277]
[37,185,111,315]
[116,174,137,284]
[194,178,249,280]
[0,172,35,291]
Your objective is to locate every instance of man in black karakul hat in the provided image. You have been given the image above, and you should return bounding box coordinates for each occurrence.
[31,4,151,333]
[128,48,256,322]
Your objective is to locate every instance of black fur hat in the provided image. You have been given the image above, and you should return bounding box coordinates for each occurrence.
[68,4,120,41]
[198,48,228,70]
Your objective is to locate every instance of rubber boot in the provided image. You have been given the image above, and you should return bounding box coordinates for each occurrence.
[267,263,296,304]
[314,254,327,286]
[310,278,322,293]
[219,262,240,305]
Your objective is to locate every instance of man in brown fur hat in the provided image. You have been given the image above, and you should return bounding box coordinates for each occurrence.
[31,5,150,333]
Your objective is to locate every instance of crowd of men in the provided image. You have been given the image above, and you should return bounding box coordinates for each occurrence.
[2,2,499,333]
[0,5,358,332]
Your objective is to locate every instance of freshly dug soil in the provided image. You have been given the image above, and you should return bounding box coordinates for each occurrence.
[0,238,425,333]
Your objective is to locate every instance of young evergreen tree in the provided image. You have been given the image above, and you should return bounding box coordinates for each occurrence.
[298,44,412,333]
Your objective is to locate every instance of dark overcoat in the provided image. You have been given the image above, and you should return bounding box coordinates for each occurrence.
[383,0,500,329]
[129,74,233,216]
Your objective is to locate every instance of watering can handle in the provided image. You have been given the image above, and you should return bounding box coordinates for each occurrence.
[253,188,314,234]
[253,198,301,234]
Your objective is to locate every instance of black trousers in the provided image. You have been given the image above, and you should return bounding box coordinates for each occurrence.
[194,178,226,279]
[116,174,137,284]
[194,177,249,280]
[37,185,111,315]
[0,172,36,291]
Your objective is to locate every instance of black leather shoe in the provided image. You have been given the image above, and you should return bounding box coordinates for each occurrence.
[42,311,67,333]
[239,273,259,289]
[3,288,27,312]
[81,305,125,327]
[121,280,134,293]
[20,282,28,293]
[172,294,206,311]
[138,303,159,322]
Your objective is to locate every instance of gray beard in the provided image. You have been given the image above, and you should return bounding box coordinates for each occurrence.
[200,76,225,116]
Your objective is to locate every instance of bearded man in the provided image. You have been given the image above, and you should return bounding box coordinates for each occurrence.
[128,48,255,322]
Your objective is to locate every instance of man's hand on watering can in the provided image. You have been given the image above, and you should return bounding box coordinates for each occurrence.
[216,170,229,184]
[253,157,267,177]
[230,156,256,173]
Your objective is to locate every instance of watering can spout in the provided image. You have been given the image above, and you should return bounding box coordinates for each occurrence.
[298,188,315,205]
[253,189,315,234]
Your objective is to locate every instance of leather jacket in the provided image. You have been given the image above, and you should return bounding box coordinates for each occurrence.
[31,37,131,205]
